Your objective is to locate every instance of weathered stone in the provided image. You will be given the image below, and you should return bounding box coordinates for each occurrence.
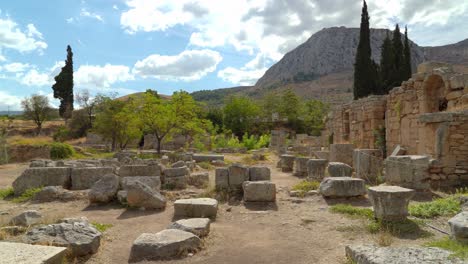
[390,145,406,156]
[313,151,330,160]
[165,176,188,189]
[13,167,71,195]
[117,190,127,204]
[329,144,355,166]
[23,219,101,257]
[192,154,224,162]
[171,160,186,168]
[168,218,210,237]
[353,149,383,183]
[187,173,209,188]
[293,157,310,177]
[450,74,468,89]
[319,177,366,198]
[307,159,328,181]
[368,186,415,221]
[384,155,430,190]
[129,229,201,262]
[280,154,295,172]
[126,181,166,209]
[448,212,468,244]
[249,166,271,181]
[215,168,229,189]
[418,61,452,74]
[328,162,353,177]
[121,176,161,191]
[1,226,27,235]
[163,166,190,177]
[119,164,161,177]
[88,174,120,203]
[10,210,42,226]
[242,181,276,202]
[174,198,218,219]
[345,244,464,264]
[70,167,114,190]
[0,242,67,264]
[228,164,249,188]
[419,112,454,123]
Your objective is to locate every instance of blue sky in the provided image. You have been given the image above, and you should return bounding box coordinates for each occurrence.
[0,0,467,110]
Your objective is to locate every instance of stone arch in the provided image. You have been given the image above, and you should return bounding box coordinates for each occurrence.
[422,74,446,113]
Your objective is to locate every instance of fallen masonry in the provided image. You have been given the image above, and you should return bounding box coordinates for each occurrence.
[126,181,167,209]
[10,210,43,226]
[319,177,366,198]
[307,159,327,181]
[0,241,67,264]
[367,185,415,221]
[327,162,353,177]
[242,181,276,202]
[168,218,211,237]
[448,211,468,244]
[174,198,218,219]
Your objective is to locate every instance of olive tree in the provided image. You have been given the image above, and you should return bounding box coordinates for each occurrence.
[21,94,54,135]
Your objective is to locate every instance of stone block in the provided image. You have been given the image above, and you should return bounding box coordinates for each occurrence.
[368,185,415,221]
[88,174,120,203]
[70,167,115,190]
[126,181,166,209]
[329,144,355,166]
[10,210,42,226]
[163,166,189,178]
[228,164,249,188]
[449,212,468,244]
[192,154,224,162]
[242,181,276,202]
[121,176,161,191]
[293,157,310,177]
[174,198,218,219]
[384,155,430,190]
[307,159,328,181]
[187,173,209,188]
[353,149,383,183]
[168,218,210,237]
[0,242,67,264]
[319,177,366,198]
[13,167,72,195]
[249,166,271,181]
[280,154,295,172]
[215,168,229,189]
[118,164,161,177]
[328,162,353,177]
[313,151,330,160]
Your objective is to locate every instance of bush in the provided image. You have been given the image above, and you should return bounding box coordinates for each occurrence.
[0,187,14,200]
[409,196,461,218]
[53,126,71,142]
[50,142,75,159]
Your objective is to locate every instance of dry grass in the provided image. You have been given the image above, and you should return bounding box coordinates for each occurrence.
[7,135,53,146]
[373,230,394,246]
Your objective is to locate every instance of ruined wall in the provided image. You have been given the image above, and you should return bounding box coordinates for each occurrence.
[330,95,386,149]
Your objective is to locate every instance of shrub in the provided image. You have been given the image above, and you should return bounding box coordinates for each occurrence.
[50,142,75,159]
[92,222,113,232]
[198,161,214,170]
[426,237,468,260]
[12,187,43,203]
[53,126,71,142]
[0,187,14,200]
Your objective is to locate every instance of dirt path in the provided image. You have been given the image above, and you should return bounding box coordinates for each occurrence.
[0,154,440,264]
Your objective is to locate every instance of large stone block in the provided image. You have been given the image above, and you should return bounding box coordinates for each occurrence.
[187,173,209,188]
[215,168,229,189]
[353,149,383,183]
[249,166,271,181]
[88,174,120,203]
[329,144,355,166]
[328,162,353,177]
[10,210,43,226]
[307,159,328,181]
[0,242,67,264]
[13,167,72,195]
[126,181,166,209]
[228,164,249,188]
[168,218,211,237]
[280,154,295,172]
[449,212,468,244]
[384,155,430,190]
[242,181,276,202]
[118,164,161,177]
[121,176,161,191]
[174,198,218,219]
[319,177,366,198]
[70,167,114,190]
[293,157,310,177]
[129,229,201,262]
[368,185,415,221]
[192,154,224,162]
[163,166,189,178]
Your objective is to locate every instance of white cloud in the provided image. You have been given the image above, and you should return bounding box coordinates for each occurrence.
[2,62,31,73]
[0,91,22,111]
[66,17,74,24]
[0,54,6,62]
[20,69,51,86]
[0,18,47,53]
[113,5,119,10]
[80,8,104,22]
[218,67,267,86]
[133,49,222,81]
[75,64,133,88]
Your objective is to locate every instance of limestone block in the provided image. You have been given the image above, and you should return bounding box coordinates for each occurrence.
[187,172,209,188]
[242,181,276,202]
[228,164,249,188]
[249,166,271,181]
[215,168,229,189]
[368,185,415,221]
[307,159,328,181]
[319,177,366,198]
[313,151,330,160]
[280,154,295,172]
[293,157,310,177]
[174,198,218,219]
[328,162,353,177]
[163,166,190,178]
[88,174,120,203]
[384,155,430,190]
[449,212,468,244]
[13,167,72,195]
[121,176,161,191]
[450,74,468,89]
[329,144,355,166]
[70,167,115,190]
[10,210,42,226]
[168,218,210,237]
[353,149,383,183]
[0,242,67,264]
[126,181,166,209]
[118,164,161,177]
[192,154,224,162]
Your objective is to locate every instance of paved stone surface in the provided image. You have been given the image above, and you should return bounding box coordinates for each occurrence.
[449,211,468,244]
[129,229,201,262]
[319,177,366,198]
[0,241,67,264]
[168,218,211,237]
[174,198,218,219]
[368,185,415,221]
[242,181,276,202]
[345,244,465,264]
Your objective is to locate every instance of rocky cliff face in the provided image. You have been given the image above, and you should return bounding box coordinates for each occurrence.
[255,27,465,88]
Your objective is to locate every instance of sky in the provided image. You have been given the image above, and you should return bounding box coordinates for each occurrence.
[0,0,467,111]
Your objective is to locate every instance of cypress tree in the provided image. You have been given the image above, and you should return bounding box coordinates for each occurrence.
[402,26,412,80]
[380,31,394,93]
[52,45,74,121]
[390,24,404,87]
[353,0,378,99]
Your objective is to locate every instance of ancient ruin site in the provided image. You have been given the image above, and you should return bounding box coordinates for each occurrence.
[1,1,468,264]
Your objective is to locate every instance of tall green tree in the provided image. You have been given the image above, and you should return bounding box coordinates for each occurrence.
[353,0,379,99]
[223,96,259,138]
[402,26,412,80]
[380,32,394,93]
[52,45,74,121]
[390,24,405,87]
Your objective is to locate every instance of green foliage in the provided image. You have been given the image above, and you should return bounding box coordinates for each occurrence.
[330,204,374,219]
[21,94,54,135]
[291,180,320,196]
[92,222,113,232]
[402,26,412,80]
[50,142,75,159]
[0,187,14,200]
[380,32,394,93]
[373,126,386,157]
[198,161,214,170]
[68,109,92,138]
[190,86,250,107]
[409,196,461,218]
[53,126,71,142]
[52,45,74,119]
[12,187,43,203]
[223,96,260,138]
[0,118,11,164]
[426,237,468,260]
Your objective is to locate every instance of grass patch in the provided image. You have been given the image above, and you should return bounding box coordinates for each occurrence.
[198,161,214,170]
[92,222,113,232]
[330,204,374,219]
[426,237,468,260]
[7,136,52,146]
[11,187,43,203]
[0,187,14,200]
[409,196,461,219]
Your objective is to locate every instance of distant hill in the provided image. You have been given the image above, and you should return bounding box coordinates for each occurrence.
[191,86,252,107]
[0,111,23,116]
